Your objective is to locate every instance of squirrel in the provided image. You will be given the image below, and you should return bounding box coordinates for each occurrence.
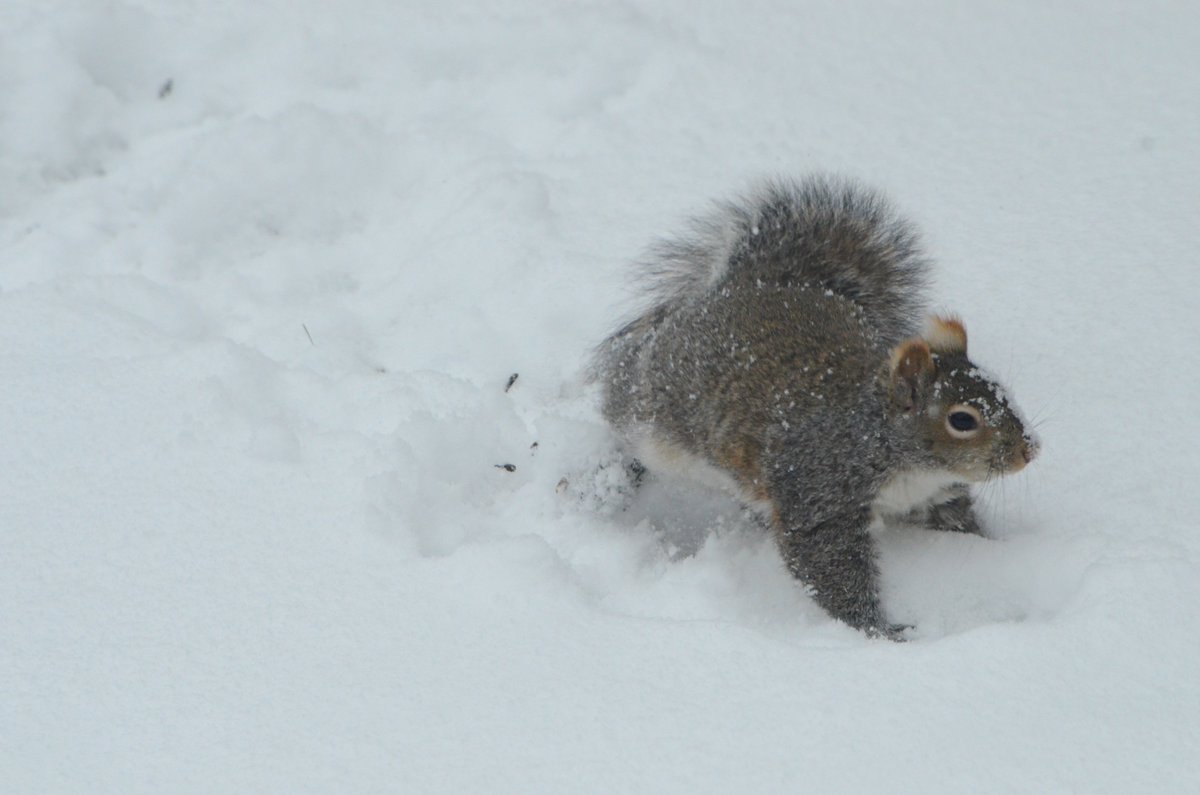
[593,176,1039,639]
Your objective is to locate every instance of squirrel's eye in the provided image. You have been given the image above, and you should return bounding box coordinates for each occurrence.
[949,412,977,431]
[945,405,983,439]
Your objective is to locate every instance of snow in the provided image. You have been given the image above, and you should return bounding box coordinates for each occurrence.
[3,1,1199,792]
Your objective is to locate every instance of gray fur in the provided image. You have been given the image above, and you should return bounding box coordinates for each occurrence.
[594,176,1037,639]
[914,483,983,536]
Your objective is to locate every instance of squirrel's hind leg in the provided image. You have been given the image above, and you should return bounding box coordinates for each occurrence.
[557,454,647,515]
[625,458,647,488]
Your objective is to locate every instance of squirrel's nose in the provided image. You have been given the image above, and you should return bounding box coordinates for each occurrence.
[1007,435,1039,473]
[1021,435,1040,465]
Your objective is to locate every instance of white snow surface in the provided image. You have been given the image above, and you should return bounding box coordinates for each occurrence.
[3,1,1199,792]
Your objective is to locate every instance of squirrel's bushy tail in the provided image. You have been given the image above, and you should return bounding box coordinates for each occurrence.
[593,176,930,383]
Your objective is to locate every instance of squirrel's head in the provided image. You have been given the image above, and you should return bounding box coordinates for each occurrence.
[888,315,1039,480]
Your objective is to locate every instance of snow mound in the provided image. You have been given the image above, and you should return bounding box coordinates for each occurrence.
[3,1,1199,792]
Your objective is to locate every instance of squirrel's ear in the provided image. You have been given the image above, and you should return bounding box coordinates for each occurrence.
[923,315,967,355]
[889,338,935,412]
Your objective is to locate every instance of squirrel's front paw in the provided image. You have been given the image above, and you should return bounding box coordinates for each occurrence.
[866,623,913,642]
[926,492,986,537]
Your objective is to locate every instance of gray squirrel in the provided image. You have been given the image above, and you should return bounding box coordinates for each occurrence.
[594,176,1039,639]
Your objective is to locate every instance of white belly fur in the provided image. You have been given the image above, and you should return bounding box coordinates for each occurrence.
[871,468,962,522]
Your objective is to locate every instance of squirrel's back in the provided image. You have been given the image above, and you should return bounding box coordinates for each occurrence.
[597,177,928,358]
[595,176,931,430]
